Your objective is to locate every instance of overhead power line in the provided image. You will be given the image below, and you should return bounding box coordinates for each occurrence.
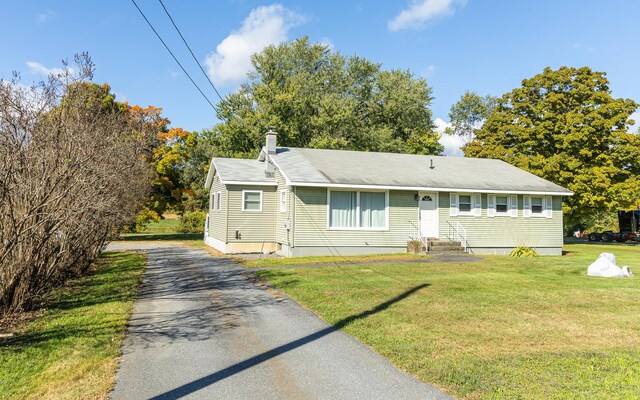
[130,0,217,111]
[158,0,223,101]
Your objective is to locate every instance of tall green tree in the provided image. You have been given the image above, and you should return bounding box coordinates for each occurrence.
[214,37,442,157]
[465,66,640,228]
[179,129,219,211]
[444,91,497,144]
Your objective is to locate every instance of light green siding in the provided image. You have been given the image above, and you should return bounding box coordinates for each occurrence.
[438,192,564,249]
[275,169,293,246]
[207,173,227,242]
[226,185,276,243]
[293,187,417,247]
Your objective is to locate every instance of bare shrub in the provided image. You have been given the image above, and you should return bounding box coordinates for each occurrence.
[0,54,157,314]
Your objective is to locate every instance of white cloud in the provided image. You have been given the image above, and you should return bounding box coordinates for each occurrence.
[318,37,334,51]
[26,61,74,77]
[37,10,56,23]
[205,4,305,86]
[389,0,465,31]
[434,117,465,157]
[423,64,436,77]
[572,42,596,53]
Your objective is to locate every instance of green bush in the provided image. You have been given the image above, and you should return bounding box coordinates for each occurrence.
[177,211,207,234]
[510,246,539,257]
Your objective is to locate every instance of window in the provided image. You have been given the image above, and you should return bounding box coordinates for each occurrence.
[210,192,215,210]
[360,192,386,228]
[216,192,221,211]
[329,190,387,229]
[531,197,543,214]
[280,190,287,212]
[496,196,508,214]
[330,191,357,227]
[459,195,472,213]
[242,190,262,212]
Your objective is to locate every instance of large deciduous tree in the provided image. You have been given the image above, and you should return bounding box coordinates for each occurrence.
[445,91,497,144]
[214,37,442,157]
[465,66,640,228]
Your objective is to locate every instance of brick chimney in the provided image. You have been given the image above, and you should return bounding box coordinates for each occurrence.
[265,127,277,177]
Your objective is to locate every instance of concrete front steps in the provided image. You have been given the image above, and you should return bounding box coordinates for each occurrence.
[426,239,466,255]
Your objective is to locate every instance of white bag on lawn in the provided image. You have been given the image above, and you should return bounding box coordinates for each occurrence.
[587,252,624,278]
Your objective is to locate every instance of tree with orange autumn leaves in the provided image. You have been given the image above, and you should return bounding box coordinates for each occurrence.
[126,105,201,229]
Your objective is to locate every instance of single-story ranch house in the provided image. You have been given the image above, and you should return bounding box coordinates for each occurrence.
[204,130,572,256]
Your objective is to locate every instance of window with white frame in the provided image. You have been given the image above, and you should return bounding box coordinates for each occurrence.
[496,195,509,214]
[210,192,215,210]
[531,196,543,214]
[242,190,262,212]
[458,195,472,213]
[280,190,287,212]
[329,190,387,229]
[216,192,221,211]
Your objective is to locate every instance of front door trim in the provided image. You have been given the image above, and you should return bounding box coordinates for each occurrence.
[419,191,439,239]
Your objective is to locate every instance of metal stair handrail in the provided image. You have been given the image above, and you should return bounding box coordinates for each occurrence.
[446,220,470,253]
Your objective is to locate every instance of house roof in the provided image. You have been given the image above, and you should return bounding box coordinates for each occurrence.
[204,158,276,188]
[267,147,572,195]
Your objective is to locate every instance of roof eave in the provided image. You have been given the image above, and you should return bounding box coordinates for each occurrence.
[221,180,278,186]
[287,181,573,196]
[204,159,217,190]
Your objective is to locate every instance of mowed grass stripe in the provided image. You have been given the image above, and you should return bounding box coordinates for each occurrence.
[0,252,146,400]
[254,244,640,399]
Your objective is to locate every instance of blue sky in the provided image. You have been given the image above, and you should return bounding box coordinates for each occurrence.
[2,1,639,155]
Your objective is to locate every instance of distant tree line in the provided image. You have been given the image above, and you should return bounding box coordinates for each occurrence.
[162,41,639,234]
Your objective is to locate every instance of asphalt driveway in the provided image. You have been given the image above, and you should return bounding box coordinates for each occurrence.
[108,243,452,400]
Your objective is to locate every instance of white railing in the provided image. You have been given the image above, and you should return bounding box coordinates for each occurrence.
[447,220,468,252]
[408,220,427,248]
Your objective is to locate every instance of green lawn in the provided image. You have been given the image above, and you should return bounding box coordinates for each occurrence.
[240,252,430,268]
[254,244,640,399]
[119,217,204,242]
[138,217,180,234]
[0,252,146,400]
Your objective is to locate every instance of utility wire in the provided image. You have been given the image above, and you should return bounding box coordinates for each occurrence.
[158,0,223,101]
[130,0,217,111]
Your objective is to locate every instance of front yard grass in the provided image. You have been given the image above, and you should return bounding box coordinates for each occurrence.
[0,252,146,400]
[240,252,429,268]
[254,244,640,399]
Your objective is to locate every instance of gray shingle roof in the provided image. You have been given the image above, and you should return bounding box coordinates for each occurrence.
[212,158,276,185]
[270,147,572,195]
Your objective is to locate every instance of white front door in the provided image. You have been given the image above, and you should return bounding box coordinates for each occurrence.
[419,192,439,238]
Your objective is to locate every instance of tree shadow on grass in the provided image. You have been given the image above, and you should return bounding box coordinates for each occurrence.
[2,249,256,349]
[148,283,430,400]
[0,253,143,351]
